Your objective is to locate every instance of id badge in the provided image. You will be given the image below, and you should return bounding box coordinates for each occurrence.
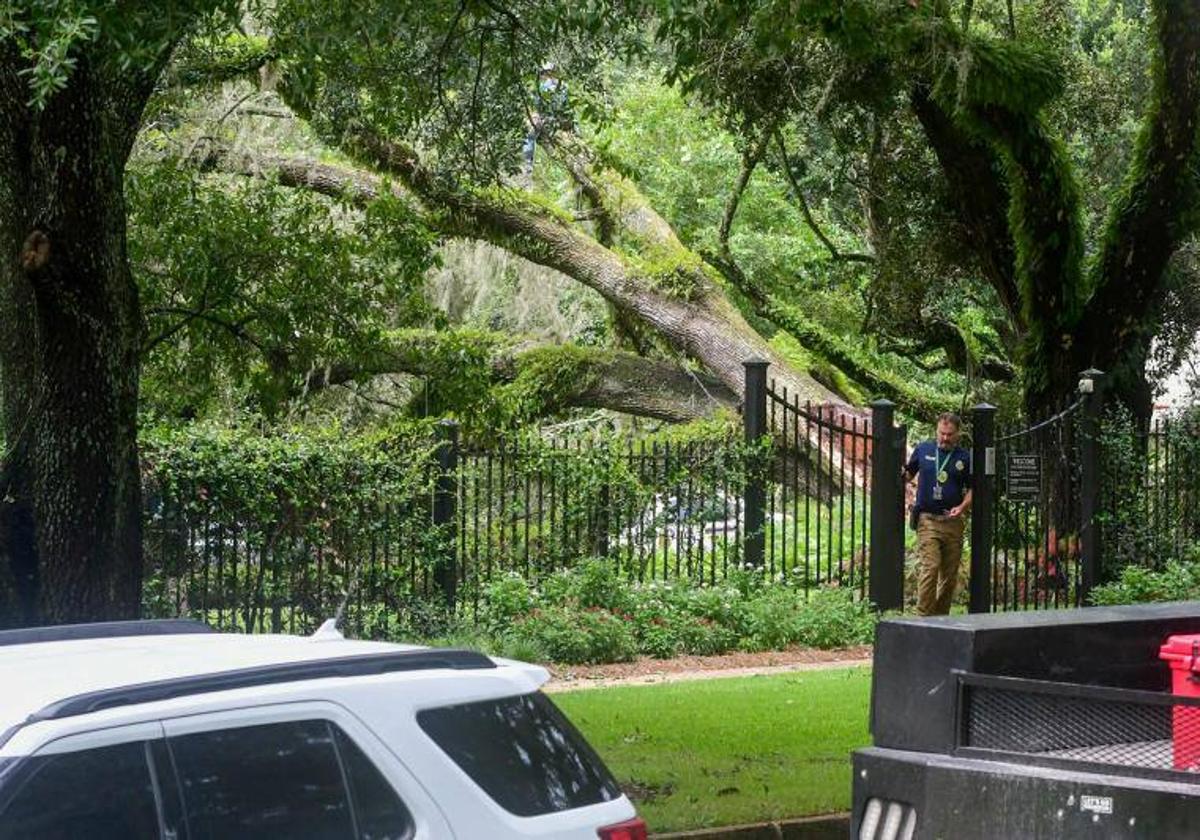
[932,484,943,501]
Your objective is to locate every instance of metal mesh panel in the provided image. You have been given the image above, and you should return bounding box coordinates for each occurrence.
[965,683,1200,773]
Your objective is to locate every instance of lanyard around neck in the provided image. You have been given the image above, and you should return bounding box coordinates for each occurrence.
[935,447,953,481]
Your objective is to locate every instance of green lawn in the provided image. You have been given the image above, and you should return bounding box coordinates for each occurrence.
[554,667,872,833]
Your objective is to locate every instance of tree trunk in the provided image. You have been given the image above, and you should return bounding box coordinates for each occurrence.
[0,61,145,624]
[1069,0,1200,423]
[910,87,1022,335]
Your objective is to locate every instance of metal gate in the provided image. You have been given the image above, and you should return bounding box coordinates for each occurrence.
[969,369,1105,612]
[763,379,874,597]
[987,400,1084,610]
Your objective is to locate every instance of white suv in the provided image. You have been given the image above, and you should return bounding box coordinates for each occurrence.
[0,619,645,840]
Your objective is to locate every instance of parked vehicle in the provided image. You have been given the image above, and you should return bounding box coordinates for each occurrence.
[853,603,1200,839]
[0,619,645,839]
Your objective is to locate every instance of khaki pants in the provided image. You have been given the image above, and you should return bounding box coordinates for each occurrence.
[916,513,966,616]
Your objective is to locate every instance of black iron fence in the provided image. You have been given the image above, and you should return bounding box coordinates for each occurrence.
[1101,412,1200,575]
[142,363,1197,632]
[453,430,751,613]
[143,361,909,635]
[970,370,1200,612]
[762,381,876,599]
[142,471,440,640]
[142,420,763,636]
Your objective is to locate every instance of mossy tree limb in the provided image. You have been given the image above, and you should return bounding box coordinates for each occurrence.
[910,86,1021,336]
[168,35,276,88]
[761,302,958,419]
[196,133,848,422]
[301,329,737,425]
[964,105,1086,413]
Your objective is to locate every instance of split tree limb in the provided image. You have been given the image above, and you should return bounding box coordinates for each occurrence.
[194,131,847,415]
[301,329,737,423]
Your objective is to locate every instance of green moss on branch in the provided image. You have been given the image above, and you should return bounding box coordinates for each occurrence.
[171,34,275,88]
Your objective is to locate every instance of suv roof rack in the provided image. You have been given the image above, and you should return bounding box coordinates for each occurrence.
[0,619,213,648]
[30,648,496,725]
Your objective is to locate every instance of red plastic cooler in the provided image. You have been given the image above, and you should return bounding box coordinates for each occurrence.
[1159,634,1200,770]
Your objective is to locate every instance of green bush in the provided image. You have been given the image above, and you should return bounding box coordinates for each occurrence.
[675,583,747,628]
[628,594,681,658]
[1090,558,1200,606]
[738,588,803,651]
[637,617,681,659]
[466,559,876,664]
[577,607,640,663]
[511,605,638,664]
[628,601,739,659]
[793,586,877,648]
[511,607,590,663]
[674,615,739,656]
[479,573,536,631]
[494,634,546,665]
[570,558,633,612]
[140,422,441,628]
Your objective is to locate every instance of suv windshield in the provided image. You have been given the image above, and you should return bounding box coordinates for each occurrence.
[417,692,621,817]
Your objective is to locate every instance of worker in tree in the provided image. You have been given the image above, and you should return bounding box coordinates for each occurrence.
[903,412,973,616]
[521,62,570,185]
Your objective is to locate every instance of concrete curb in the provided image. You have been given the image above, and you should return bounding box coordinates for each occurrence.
[650,813,849,839]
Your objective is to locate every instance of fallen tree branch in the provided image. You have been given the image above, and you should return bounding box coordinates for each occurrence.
[194,135,846,415]
[301,329,738,424]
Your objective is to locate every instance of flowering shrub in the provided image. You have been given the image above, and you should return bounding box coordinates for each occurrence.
[510,605,639,664]
[477,558,876,664]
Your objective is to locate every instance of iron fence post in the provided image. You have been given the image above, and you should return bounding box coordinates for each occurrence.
[870,400,903,611]
[1079,368,1106,604]
[743,359,769,571]
[970,403,996,613]
[896,423,908,544]
[594,482,611,558]
[433,419,460,609]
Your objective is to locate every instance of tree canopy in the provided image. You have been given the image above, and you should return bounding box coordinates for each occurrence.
[2,0,1199,622]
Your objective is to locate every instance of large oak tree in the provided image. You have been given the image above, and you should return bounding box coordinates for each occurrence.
[0,2,243,623]
[656,0,1200,420]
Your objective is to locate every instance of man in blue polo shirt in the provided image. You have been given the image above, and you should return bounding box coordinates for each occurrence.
[904,412,972,616]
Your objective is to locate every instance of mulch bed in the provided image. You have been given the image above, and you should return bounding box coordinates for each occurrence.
[546,644,872,686]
